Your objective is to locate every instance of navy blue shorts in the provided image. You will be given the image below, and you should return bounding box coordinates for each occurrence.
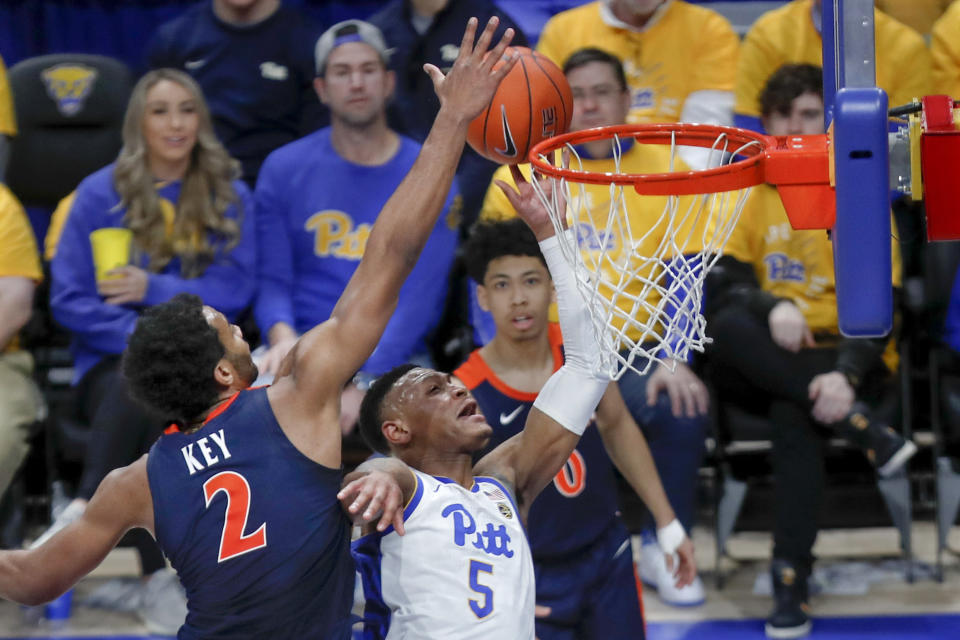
[534,520,645,640]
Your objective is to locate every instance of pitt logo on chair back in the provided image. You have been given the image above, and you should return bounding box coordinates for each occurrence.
[41,64,98,116]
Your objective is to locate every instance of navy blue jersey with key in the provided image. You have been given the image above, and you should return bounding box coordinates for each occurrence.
[147,387,354,639]
[454,324,620,560]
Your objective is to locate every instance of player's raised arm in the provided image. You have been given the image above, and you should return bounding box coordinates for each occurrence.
[273,17,516,412]
[475,166,610,510]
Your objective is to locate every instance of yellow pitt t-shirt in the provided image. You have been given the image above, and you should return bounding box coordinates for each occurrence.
[735,0,932,119]
[0,54,16,137]
[724,183,900,370]
[479,142,710,344]
[931,1,960,100]
[537,0,739,124]
[0,184,43,352]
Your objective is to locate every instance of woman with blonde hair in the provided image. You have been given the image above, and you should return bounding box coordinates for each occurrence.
[43,68,256,633]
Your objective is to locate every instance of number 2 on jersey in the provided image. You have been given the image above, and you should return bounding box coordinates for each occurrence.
[203,471,267,562]
[468,559,494,618]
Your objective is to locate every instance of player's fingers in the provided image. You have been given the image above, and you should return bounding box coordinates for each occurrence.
[423,63,444,92]
[489,46,518,83]
[457,17,478,60]
[508,163,527,187]
[392,505,405,536]
[534,605,552,618]
[803,326,816,348]
[693,381,709,415]
[495,180,522,210]
[481,26,514,74]
[349,482,375,514]
[363,485,387,521]
[337,480,362,505]
[377,486,401,532]
[664,552,676,575]
[471,16,499,59]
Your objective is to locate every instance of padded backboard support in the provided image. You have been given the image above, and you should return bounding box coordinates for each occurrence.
[822,0,893,336]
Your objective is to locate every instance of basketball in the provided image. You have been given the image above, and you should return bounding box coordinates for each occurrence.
[467,47,574,165]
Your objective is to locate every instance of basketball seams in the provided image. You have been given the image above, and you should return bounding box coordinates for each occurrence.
[519,55,533,165]
[480,86,497,160]
[530,51,572,135]
[465,47,572,164]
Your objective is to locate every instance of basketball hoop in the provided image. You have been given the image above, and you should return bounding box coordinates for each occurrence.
[527,123,833,380]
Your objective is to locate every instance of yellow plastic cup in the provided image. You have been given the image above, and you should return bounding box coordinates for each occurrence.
[89,228,132,281]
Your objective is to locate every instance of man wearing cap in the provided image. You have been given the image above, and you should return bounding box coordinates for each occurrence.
[147,0,327,186]
[253,19,460,435]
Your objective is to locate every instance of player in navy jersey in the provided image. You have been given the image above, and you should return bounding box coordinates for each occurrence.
[453,218,696,639]
[0,18,517,639]
[342,168,687,640]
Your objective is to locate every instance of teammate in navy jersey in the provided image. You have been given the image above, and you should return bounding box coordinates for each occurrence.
[0,18,517,639]
[342,168,679,639]
[454,218,696,639]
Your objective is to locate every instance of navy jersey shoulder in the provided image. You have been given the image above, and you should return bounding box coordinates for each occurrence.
[453,326,620,559]
[147,387,353,639]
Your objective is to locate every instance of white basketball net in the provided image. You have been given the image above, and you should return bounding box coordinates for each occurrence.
[530,131,757,380]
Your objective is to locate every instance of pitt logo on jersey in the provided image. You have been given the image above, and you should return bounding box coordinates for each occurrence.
[441,503,515,558]
[306,210,370,260]
[42,64,98,116]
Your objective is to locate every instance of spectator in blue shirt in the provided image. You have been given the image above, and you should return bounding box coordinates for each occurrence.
[254,20,459,434]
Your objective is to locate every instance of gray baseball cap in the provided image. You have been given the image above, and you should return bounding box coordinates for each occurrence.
[315,20,392,76]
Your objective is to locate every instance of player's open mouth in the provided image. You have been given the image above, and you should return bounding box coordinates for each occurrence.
[458,400,479,419]
[512,315,534,330]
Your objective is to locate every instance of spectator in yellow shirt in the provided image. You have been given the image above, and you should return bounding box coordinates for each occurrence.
[0,54,17,180]
[0,184,43,546]
[931,1,960,100]
[537,0,739,169]
[734,0,931,132]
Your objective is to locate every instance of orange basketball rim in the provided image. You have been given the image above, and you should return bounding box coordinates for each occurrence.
[528,123,837,231]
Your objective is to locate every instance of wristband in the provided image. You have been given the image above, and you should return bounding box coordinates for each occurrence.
[656,518,686,555]
[533,366,607,436]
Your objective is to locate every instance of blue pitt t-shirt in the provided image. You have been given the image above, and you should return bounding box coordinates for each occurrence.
[147,387,354,639]
[454,324,621,560]
[253,128,459,375]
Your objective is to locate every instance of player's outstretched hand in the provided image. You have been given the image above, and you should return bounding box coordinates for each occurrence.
[338,470,406,535]
[664,535,698,589]
[425,16,516,123]
[496,163,567,241]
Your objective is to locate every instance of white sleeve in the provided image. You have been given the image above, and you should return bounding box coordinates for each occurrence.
[532,230,610,435]
[678,89,735,170]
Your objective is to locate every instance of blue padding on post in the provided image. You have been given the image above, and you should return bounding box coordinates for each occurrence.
[832,87,892,337]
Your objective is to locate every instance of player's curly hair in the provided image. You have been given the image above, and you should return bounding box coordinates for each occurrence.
[123,293,225,423]
[563,47,628,93]
[462,218,545,284]
[358,363,419,455]
[759,64,823,118]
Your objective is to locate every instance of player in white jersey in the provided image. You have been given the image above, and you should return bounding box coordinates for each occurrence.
[340,167,613,640]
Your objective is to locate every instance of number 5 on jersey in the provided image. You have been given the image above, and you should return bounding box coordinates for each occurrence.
[203,471,268,562]
[468,559,494,618]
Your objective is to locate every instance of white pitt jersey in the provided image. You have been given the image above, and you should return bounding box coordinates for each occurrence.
[353,469,535,640]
